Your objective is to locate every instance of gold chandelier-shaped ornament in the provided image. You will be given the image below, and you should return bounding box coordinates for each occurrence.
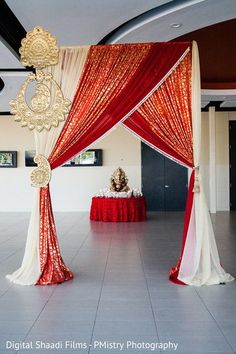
[10,26,71,132]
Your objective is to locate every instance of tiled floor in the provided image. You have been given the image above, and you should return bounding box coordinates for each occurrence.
[0,211,235,354]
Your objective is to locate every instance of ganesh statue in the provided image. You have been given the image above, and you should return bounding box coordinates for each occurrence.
[110,167,130,192]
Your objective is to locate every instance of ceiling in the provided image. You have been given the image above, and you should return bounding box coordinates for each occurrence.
[0,0,236,113]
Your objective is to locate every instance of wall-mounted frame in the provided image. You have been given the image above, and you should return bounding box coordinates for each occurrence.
[63,149,103,167]
[25,149,103,167]
[0,151,17,168]
[25,150,37,167]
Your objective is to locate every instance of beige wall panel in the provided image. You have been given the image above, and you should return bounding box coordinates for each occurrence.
[201,112,210,204]
[215,112,230,211]
[0,118,141,211]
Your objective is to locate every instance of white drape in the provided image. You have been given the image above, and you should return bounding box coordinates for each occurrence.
[6,47,90,285]
[178,42,234,286]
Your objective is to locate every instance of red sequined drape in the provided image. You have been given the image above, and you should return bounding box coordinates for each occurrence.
[37,42,192,285]
[124,52,194,284]
[50,42,190,169]
[124,52,193,167]
[36,187,73,285]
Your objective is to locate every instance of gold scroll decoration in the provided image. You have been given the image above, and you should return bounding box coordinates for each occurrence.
[10,26,71,132]
[30,155,51,188]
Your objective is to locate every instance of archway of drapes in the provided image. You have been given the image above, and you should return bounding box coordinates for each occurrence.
[6,42,233,287]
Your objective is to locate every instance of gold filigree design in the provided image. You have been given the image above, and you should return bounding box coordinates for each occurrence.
[10,26,71,132]
[30,155,51,188]
[10,70,71,132]
[19,26,59,68]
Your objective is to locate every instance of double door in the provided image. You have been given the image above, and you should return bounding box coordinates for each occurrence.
[229,121,236,210]
[141,143,188,211]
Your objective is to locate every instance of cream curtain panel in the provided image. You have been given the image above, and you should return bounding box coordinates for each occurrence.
[6,47,90,285]
[178,42,234,285]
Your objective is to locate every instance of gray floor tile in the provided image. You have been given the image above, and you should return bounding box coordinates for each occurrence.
[100,289,149,301]
[156,320,222,337]
[154,306,214,321]
[39,307,97,322]
[17,351,88,354]
[0,334,24,350]
[89,351,160,354]
[0,320,34,335]
[159,335,234,353]
[208,307,236,321]
[219,320,236,334]
[93,320,157,336]
[29,320,94,336]
[0,211,235,354]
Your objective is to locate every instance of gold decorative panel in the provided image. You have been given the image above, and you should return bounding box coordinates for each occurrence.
[19,26,59,69]
[10,26,71,132]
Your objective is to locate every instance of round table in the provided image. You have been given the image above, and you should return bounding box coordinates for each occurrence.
[90,196,146,222]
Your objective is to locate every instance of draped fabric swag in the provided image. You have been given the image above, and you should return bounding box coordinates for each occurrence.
[7,46,90,285]
[7,42,233,286]
[124,53,193,167]
[123,51,194,285]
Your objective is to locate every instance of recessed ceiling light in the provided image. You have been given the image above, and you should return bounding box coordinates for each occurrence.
[171,23,182,28]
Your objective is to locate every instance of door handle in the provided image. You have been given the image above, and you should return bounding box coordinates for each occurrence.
[165,185,170,188]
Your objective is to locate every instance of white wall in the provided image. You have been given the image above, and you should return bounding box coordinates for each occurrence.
[201,112,210,204]
[0,116,141,211]
[216,112,230,211]
[0,116,34,211]
[0,112,235,212]
[51,126,141,211]
[201,111,236,211]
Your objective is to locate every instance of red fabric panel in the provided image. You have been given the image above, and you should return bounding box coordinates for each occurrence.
[90,197,146,222]
[50,42,190,169]
[169,170,195,285]
[124,111,192,167]
[36,187,73,285]
[37,42,192,286]
[123,50,193,168]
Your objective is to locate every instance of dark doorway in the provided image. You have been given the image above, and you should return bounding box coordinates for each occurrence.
[141,142,188,211]
[229,121,236,210]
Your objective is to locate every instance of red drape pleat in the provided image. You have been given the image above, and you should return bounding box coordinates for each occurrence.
[37,42,193,285]
[124,52,193,167]
[169,171,195,284]
[124,110,191,167]
[36,187,73,285]
[50,42,190,169]
[124,51,194,285]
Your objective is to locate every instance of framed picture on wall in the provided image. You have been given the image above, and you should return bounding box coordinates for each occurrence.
[0,151,17,168]
[63,149,103,167]
[25,150,37,167]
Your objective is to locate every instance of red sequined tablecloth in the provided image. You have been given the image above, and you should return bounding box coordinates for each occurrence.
[90,196,146,222]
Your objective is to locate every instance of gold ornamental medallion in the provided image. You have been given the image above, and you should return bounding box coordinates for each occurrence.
[19,26,59,69]
[10,70,71,132]
[30,155,51,188]
[10,26,71,132]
